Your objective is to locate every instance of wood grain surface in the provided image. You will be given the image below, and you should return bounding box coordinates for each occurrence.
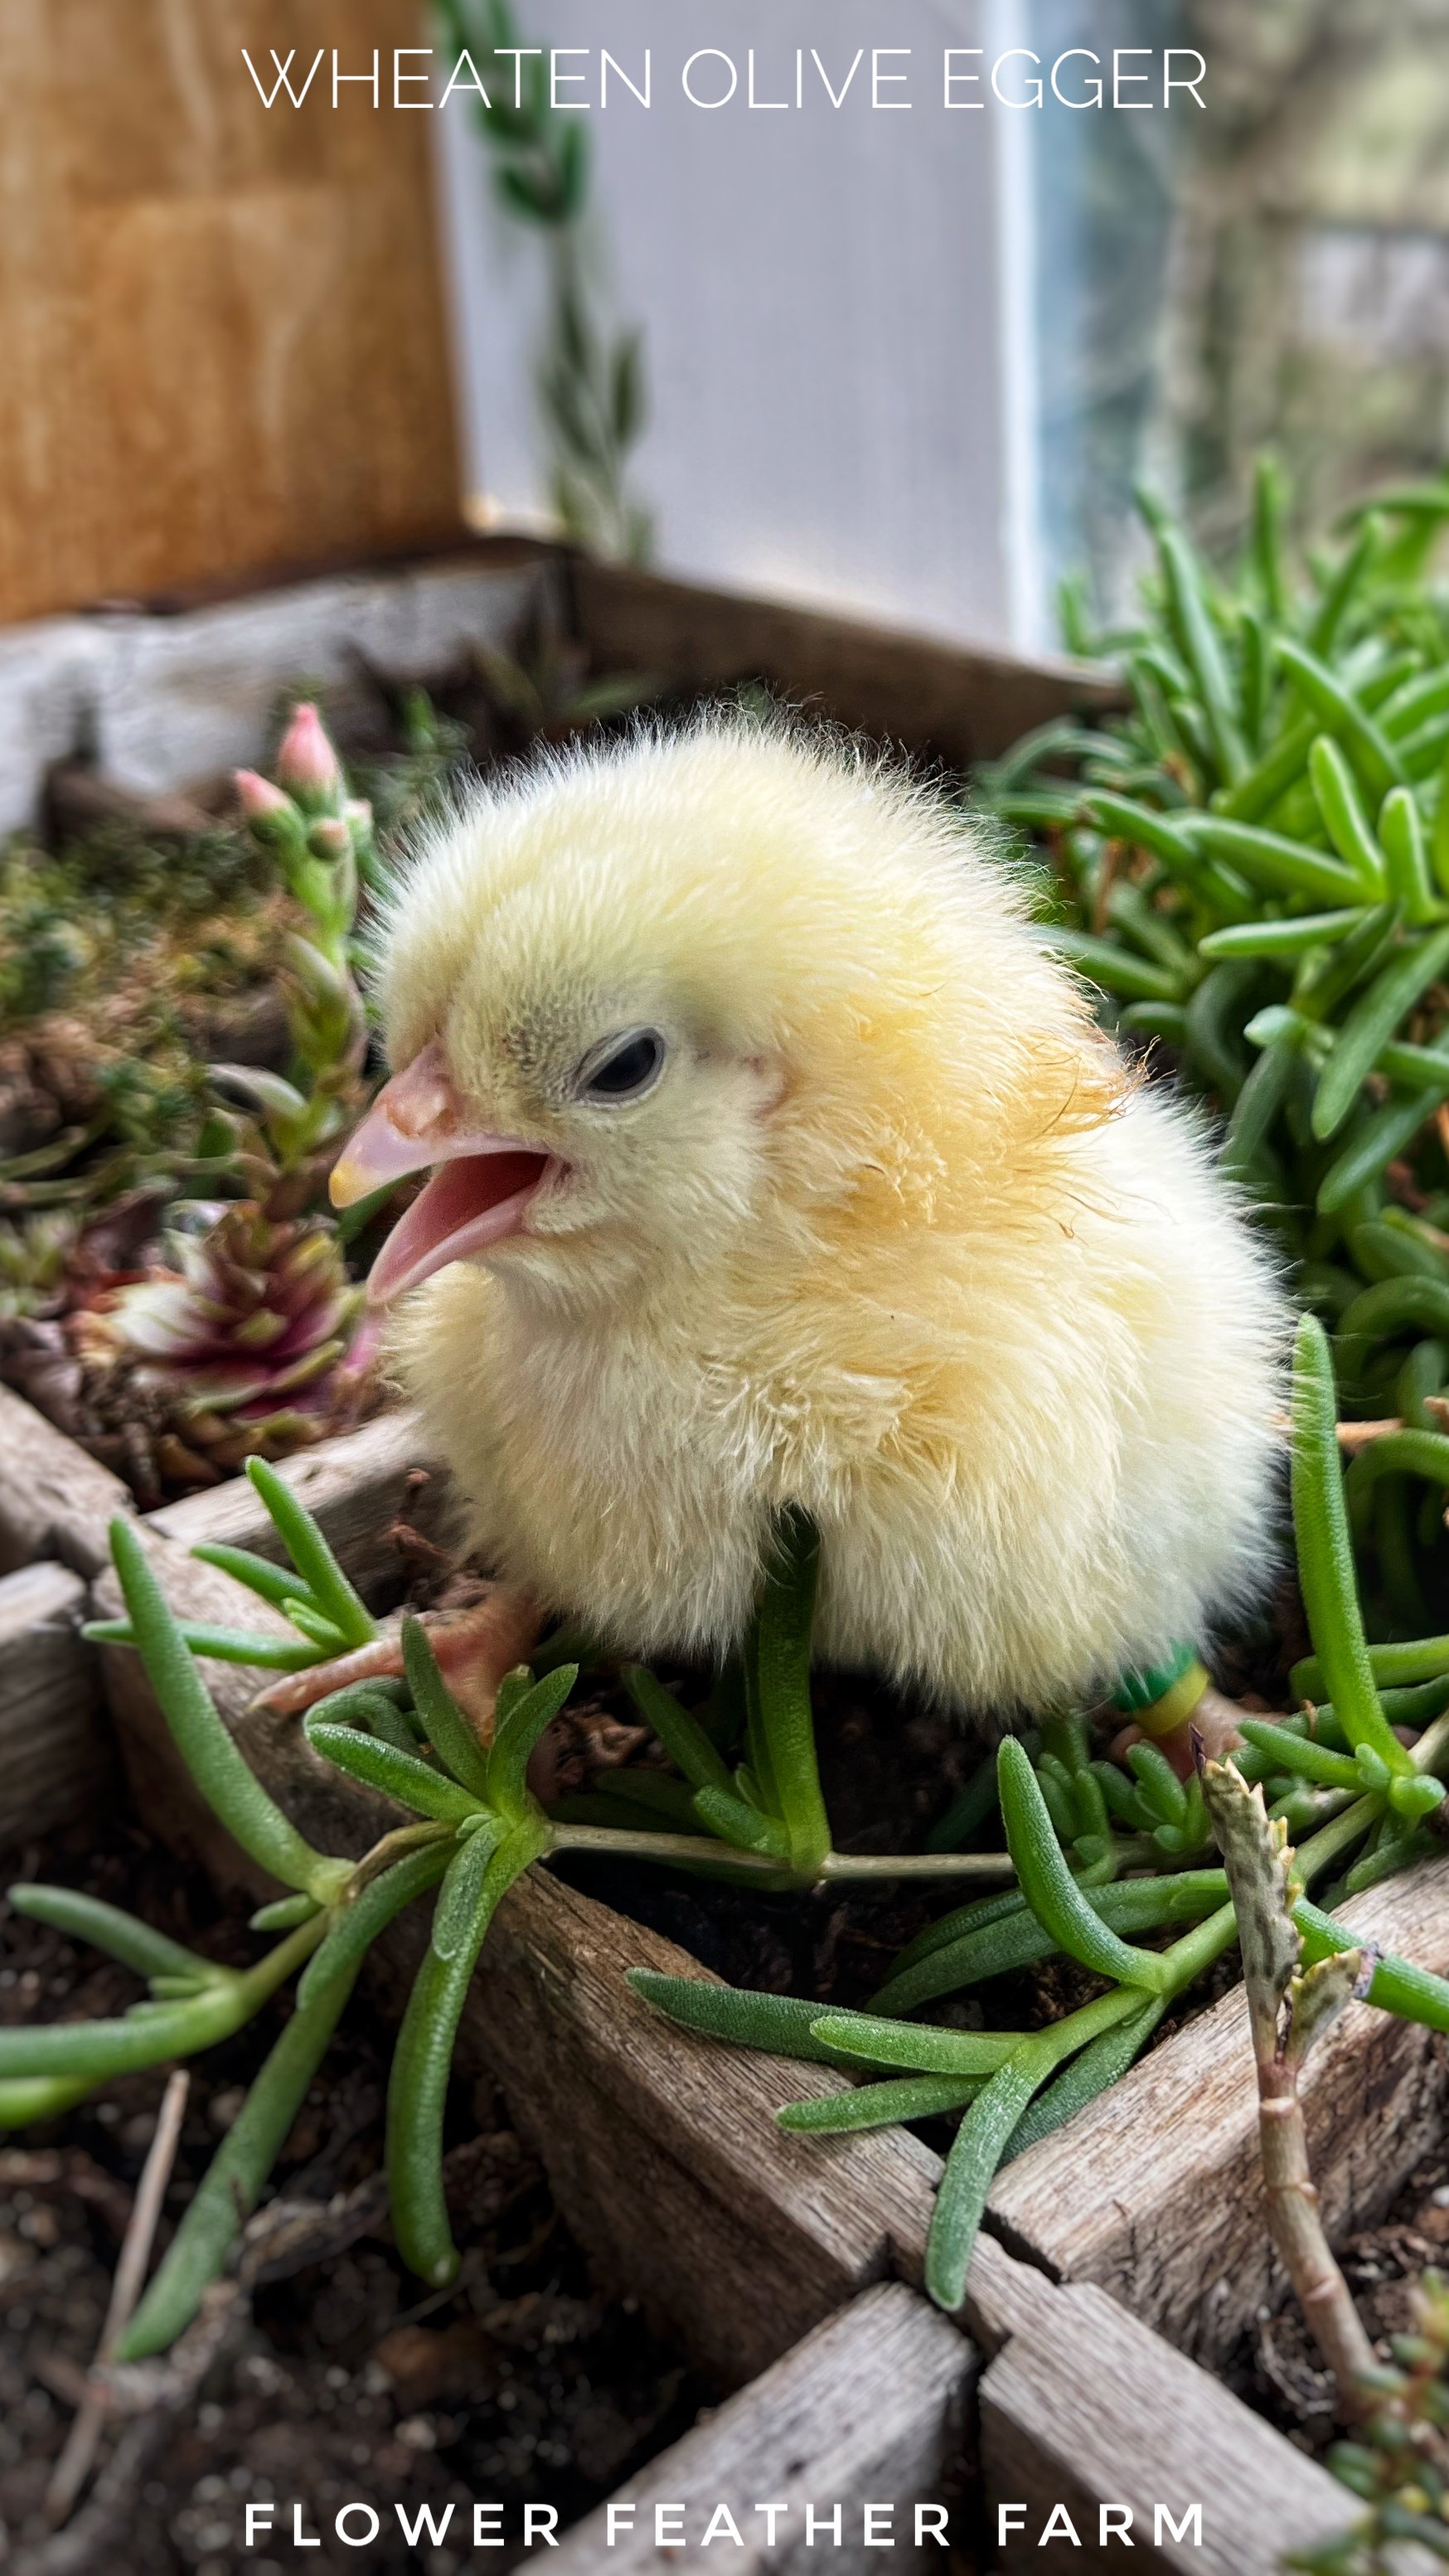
[0,0,463,623]
[571,558,1125,767]
[550,2282,973,2574]
[981,2278,1350,2575]
[0,1560,111,1845]
[988,1852,1449,2365]
[453,1867,943,2390]
[0,1386,133,1579]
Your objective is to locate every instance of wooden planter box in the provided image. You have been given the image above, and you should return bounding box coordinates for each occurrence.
[0,560,1418,2569]
[0,1386,1428,2573]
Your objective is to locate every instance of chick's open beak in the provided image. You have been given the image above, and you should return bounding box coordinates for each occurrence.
[331,1040,553,1307]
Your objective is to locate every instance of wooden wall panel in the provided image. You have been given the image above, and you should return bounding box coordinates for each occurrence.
[0,2,463,623]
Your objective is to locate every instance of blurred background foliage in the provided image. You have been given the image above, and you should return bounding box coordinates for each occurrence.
[1037,0,1449,621]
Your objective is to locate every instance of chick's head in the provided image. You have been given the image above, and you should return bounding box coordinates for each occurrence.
[335,716,1122,1310]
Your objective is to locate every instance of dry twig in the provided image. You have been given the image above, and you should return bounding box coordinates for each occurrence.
[42,2067,189,2526]
[1199,1754,1379,2415]
[14,2283,242,2576]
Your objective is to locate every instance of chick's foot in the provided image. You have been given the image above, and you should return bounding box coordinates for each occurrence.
[255,1584,547,1731]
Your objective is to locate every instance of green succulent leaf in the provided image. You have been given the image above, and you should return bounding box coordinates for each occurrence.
[245,1458,376,1651]
[303,1722,483,1824]
[778,2075,982,2134]
[109,1519,346,1899]
[486,1663,579,1818]
[997,1739,1171,1991]
[401,1618,493,1799]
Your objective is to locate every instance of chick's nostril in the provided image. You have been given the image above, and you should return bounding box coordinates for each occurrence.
[392,1076,461,1140]
[386,1039,466,1141]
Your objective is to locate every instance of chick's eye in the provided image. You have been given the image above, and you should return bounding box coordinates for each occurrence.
[578,1029,667,1103]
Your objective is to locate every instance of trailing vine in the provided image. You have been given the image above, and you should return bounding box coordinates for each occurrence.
[436,0,652,562]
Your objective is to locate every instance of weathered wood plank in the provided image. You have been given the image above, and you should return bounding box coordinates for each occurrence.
[957,2229,1061,2361]
[450,1868,942,2390]
[987,1853,1449,2365]
[94,553,550,801]
[0,1385,132,1579]
[145,1406,448,1604]
[0,1560,110,1845]
[95,1479,1449,2396]
[0,0,462,624]
[550,2283,972,2574]
[83,1467,1434,2566]
[980,2279,1350,2576]
[572,558,1124,768]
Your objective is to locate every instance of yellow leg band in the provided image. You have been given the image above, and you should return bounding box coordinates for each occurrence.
[1132,1658,1210,1739]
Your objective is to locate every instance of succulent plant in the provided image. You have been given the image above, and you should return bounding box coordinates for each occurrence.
[61,706,380,1492]
[978,466,1449,1636]
[85,1201,365,1482]
[433,0,652,561]
[0,1211,78,1321]
[230,701,372,1170]
[12,1324,1449,2363]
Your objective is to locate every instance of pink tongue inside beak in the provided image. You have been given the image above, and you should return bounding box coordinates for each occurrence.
[365,1150,550,1305]
[330,1042,551,1306]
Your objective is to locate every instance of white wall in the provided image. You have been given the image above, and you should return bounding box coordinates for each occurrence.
[434,0,1026,649]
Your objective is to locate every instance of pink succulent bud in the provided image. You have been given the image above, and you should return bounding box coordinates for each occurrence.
[275,702,344,814]
[235,769,307,858]
[307,817,352,861]
[234,769,293,824]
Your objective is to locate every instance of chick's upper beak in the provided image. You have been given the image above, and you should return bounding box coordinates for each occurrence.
[330,1041,482,1206]
[332,1040,553,1306]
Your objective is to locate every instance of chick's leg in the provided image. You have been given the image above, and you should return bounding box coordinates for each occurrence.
[256,1584,547,1732]
[1109,1681,1247,1782]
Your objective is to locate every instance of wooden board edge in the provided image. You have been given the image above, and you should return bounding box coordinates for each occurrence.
[0,1558,111,1846]
[986,1851,1449,2365]
[980,2278,1351,2576]
[548,2280,973,2571]
[569,557,1125,765]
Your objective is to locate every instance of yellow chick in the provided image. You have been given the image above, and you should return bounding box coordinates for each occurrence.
[331,716,1290,1722]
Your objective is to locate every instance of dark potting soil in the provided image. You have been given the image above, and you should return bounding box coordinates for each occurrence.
[0,1813,707,2576]
[550,1665,991,2008]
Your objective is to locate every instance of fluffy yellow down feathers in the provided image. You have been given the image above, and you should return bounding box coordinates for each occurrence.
[371,716,1290,1717]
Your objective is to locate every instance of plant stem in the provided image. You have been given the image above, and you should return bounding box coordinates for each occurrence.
[347,1820,455,1892]
[233,1909,330,2011]
[557,1690,1449,1905]
[1202,1759,1379,2421]
[548,1824,1017,1884]
[1258,2048,1378,2414]
[1295,1792,1380,1887]
[820,1851,1020,1883]
[1286,1708,1449,1893]
[45,2068,190,2525]
[1157,1898,1240,1991]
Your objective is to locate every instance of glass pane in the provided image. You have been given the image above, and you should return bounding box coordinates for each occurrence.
[1034,0,1449,632]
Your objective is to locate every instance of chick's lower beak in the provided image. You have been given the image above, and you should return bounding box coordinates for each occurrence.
[332,1040,553,1306]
